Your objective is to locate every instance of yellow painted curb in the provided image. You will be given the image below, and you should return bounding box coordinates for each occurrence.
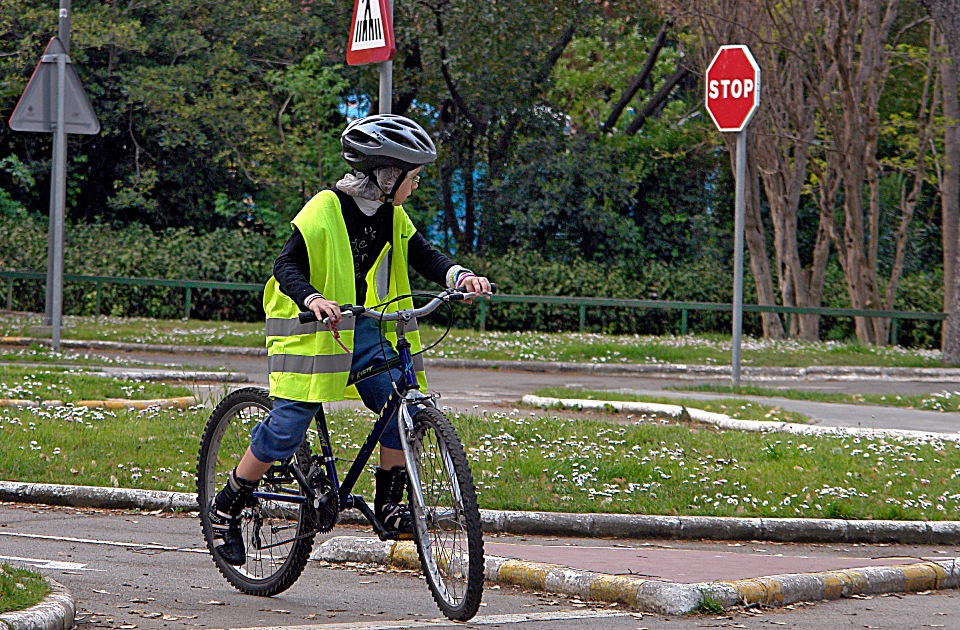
[0,398,36,407]
[729,577,785,606]
[901,562,944,591]
[590,574,642,608]
[497,559,551,590]
[74,396,196,409]
[388,541,421,570]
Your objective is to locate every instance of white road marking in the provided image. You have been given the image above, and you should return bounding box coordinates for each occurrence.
[0,554,101,571]
[0,531,207,553]
[227,610,634,630]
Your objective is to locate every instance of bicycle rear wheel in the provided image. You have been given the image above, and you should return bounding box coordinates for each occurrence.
[407,407,484,621]
[197,387,315,596]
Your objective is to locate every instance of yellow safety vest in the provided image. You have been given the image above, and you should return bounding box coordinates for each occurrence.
[263,190,427,402]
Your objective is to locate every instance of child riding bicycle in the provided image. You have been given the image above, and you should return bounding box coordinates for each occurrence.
[207,114,492,566]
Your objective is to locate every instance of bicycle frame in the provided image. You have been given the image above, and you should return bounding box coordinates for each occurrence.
[252,312,435,541]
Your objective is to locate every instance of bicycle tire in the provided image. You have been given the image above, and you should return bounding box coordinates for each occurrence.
[407,407,484,621]
[196,387,315,596]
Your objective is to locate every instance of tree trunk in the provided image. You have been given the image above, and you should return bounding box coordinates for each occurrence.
[941,49,960,357]
[726,133,785,339]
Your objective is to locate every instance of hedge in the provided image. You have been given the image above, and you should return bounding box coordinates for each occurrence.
[0,217,943,346]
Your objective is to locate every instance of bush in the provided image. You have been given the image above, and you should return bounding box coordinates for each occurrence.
[0,217,280,321]
[0,217,943,346]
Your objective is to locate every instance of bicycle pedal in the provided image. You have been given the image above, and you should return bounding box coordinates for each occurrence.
[379,531,415,542]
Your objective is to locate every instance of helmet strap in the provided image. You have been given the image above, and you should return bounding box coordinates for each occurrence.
[370,168,409,205]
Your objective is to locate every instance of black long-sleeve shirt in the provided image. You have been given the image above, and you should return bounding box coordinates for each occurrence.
[274,190,455,309]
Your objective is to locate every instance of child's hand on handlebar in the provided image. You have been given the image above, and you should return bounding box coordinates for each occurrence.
[458,275,493,304]
[307,297,342,326]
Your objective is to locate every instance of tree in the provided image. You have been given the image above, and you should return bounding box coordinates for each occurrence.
[919,0,960,363]
[660,0,787,339]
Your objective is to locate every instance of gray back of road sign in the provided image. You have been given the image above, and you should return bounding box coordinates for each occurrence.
[8,37,100,135]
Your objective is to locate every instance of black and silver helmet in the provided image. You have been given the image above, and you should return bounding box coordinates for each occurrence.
[341,114,437,173]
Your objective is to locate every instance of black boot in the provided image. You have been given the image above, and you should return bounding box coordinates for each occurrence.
[208,469,257,565]
[375,466,413,539]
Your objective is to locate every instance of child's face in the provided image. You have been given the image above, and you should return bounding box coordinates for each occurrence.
[391,167,422,206]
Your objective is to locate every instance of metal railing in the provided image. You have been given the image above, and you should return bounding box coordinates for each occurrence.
[0,270,945,345]
[477,295,943,346]
[0,270,262,320]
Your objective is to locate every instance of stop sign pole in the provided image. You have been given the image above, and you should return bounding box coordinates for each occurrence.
[705,45,760,389]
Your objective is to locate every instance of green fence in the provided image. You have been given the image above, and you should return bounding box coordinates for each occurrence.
[0,270,945,345]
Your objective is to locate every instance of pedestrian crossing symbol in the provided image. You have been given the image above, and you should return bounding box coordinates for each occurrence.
[347,0,395,65]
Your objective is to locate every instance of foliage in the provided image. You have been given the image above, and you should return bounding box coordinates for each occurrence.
[0,215,279,320]
[0,0,950,347]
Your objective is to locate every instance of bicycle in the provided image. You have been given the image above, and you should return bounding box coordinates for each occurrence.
[196,286,491,621]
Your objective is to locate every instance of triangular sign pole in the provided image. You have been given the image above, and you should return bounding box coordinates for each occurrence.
[7,1,99,351]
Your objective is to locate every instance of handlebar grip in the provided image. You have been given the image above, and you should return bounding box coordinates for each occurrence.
[489,282,497,294]
[298,304,365,326]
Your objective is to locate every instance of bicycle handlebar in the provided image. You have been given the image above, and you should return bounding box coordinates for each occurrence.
[297,283,497,327]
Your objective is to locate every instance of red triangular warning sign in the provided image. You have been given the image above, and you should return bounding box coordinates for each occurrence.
[346,0,395,66]
[9,37,100,135]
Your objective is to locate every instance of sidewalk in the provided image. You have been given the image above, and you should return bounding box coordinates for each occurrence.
[2,481,959,617]
[315,533,960,615]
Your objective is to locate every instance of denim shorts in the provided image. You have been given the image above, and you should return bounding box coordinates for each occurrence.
[249,317,404,462]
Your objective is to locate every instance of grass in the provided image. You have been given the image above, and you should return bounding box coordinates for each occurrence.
[0,404,202,489]
[3,400,959,522]
[0,365,192,402]
[0,312,945,368]
[531,387,810,424]
[668,384,960,413]
[0,312,264,348]
[0,563,50,614]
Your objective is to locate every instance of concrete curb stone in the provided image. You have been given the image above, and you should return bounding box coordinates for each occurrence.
[3,481,960,544]
[0,577,75,630]
[523,394,960,443]
[311,535,960,615]
[0,482,198,512]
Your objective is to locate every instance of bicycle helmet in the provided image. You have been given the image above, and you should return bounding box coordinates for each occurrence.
[341,114,437,173]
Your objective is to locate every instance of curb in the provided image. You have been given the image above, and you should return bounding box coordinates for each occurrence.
[0,482,198,512]
[3,336,960,381]
[311,535,960,615]
[0,396,197,410]
[0,577,75,630]
[2,481,960,544]
[522,395,960,443]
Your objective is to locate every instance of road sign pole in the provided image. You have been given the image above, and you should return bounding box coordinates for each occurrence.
[704,44,759,390]
[731,130,746,388]
[44,0,72,328]
[378,0,393,113]
[50,51,67,351]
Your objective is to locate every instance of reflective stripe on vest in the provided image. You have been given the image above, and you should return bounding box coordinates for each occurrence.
[263,190,427,402]
[266,316,357,338]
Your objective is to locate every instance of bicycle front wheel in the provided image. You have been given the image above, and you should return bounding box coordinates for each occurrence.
[196,387,315,596]
[407,407,484,621]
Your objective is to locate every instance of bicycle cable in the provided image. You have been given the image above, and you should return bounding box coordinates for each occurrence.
[367,291,456,377]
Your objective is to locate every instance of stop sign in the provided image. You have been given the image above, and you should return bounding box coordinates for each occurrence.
[705,45,760,132]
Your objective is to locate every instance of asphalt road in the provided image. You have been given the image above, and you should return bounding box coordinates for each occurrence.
[4,503,960,630]
[105,348,960,434]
